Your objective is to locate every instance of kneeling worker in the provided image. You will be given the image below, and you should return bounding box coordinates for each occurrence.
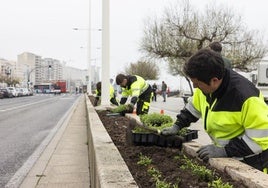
[94,82,119,106]
[161,48,268,173]
[116,74,153,115]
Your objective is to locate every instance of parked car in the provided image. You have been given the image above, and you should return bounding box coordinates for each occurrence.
[0,88,13,98]
[16,88,23,97]
[6,87,18,97]
[20,88,30,96]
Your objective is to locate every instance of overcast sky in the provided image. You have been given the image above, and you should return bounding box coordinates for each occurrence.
[0,0,268,78]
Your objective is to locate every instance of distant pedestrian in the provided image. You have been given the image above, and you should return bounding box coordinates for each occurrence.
[161,81,167,102]
[152,83,158,102]
[209,41,232,69]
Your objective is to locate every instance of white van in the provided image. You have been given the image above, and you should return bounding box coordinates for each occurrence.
[257,59,268,101]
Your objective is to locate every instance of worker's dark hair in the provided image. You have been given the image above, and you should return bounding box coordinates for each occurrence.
[96,82,101,91]
[183,49,225,85]
[116,74,127,85]
[209,41,222,53]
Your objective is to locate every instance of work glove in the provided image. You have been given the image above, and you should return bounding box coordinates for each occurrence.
[197,144,227,162]
[161,124,180,136]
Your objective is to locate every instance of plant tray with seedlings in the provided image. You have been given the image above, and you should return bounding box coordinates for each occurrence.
[129,113,198,148]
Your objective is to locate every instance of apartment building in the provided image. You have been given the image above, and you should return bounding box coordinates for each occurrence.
[1,52,100,90]
[17,52,42,87]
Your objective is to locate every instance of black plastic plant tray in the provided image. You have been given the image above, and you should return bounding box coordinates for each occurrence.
[131,129,198,148]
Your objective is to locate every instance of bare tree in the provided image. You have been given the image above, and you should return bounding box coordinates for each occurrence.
[140,0,268,75]
[0,75,20,86]
[124,60,160,80]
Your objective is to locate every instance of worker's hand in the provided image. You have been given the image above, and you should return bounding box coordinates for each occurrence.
[161,124,180,136]
[197,144,227,162]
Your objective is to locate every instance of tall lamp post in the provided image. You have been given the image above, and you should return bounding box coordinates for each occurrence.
[5,67,11,87]
[101,0,110,105]
[5,67,11,78]
[27,68,35,89]
[26,65,52,88]
[88,0,92,95]
[73,27,101,95]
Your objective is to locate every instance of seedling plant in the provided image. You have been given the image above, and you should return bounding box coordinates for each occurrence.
[137,153,233,188]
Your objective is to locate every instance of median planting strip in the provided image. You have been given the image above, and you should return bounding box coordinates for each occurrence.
[86,95,268,187]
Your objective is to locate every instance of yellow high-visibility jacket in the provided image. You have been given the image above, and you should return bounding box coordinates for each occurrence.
[120,75,150,105]
[176,69,268,157]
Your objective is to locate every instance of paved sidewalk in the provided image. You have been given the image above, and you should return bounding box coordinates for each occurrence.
[20,95,90,188]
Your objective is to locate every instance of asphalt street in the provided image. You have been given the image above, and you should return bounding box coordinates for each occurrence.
[0,94,80,187]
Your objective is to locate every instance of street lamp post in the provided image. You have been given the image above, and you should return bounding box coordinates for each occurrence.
[87,0,93,95]
[27,68,35,89]
[5,67,11,86]
[101,0,110,105]
[73,28,101,95]
[5,67,11,77]
[72,26,92,94]
[48,65,52,81]
[26,65,52,88]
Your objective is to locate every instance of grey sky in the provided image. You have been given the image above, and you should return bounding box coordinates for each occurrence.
[0,0,267,78]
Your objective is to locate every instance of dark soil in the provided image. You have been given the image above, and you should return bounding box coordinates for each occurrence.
[89,96,247,188]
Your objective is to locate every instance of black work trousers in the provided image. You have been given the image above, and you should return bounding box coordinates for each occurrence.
[242,149,268,172]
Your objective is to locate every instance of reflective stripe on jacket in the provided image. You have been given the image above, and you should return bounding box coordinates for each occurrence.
[187,69,268,155]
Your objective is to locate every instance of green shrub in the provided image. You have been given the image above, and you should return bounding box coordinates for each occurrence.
[111,105,128,113]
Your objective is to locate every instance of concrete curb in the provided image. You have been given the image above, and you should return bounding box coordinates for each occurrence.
[86,95,268,187]
[183,142,268,188]
[86,96,138,188]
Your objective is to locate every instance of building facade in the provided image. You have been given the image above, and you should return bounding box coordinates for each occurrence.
[1,51,100,91]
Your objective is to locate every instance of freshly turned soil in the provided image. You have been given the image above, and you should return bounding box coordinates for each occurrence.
[89,96,247,188]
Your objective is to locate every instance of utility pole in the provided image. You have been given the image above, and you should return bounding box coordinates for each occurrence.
[101,0,110,105]
[87,0,92,95]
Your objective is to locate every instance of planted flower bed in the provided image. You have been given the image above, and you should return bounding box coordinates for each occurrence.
[89,96,247,187]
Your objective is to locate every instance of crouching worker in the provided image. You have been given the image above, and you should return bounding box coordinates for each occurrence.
[161,48,268,173]
[116,74,153,115]
[93,82,119,106]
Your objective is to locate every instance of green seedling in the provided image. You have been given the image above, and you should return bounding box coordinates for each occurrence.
[137,153,152,166]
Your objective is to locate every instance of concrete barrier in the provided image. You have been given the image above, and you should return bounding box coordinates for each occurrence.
[86,95,268,187]
[86,96,138,188]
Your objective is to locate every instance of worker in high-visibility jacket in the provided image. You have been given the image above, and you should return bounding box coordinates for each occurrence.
[161,48,268,173]
[93,82,119,106]
[116,74,153,115]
